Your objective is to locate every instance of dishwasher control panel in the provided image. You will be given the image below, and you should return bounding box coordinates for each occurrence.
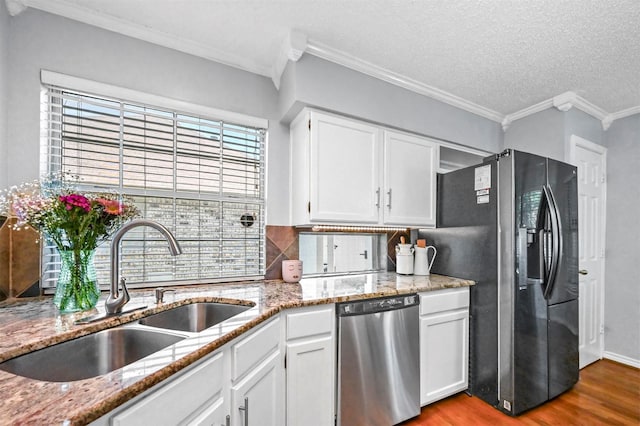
[337,294,419,316]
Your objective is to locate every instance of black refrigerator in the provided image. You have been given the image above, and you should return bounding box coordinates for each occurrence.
[420,149,579,415]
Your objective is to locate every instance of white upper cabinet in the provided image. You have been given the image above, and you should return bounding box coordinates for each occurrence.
[309,111,381,223]
[382,130,437,226]
[290,109,438,227]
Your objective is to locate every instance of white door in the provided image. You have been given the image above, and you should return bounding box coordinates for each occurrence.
[383,131,438,226]
[569,135,606,369]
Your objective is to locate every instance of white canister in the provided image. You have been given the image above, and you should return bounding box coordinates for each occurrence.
[396,254,414,275]
[395,244,415,275]
[282,259,303,283]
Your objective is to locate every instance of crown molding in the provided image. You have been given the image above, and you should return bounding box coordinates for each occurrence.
[271,30,307,90]
[604,105,640,130]
[5,0,26,16]
[305,40,505,123]
[10,0,639,130]
[552,91,578,112]
[14,0,273,78]
[501,97,554,131]
[502,91,634,131]
[553,92,613,130]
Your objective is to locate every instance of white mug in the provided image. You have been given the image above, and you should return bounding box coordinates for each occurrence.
[414,246,437,276]
[282,260,303,283]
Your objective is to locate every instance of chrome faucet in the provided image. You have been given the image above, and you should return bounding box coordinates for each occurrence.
[105,219,182,314]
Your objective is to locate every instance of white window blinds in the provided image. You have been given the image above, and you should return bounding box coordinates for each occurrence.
[41,86,266,289]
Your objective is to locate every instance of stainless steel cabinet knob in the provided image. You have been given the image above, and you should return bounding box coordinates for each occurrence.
[579,269,588,275]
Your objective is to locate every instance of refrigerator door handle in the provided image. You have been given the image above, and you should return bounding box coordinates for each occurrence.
[538,228,547,282]
[543,184,563,300]
[536,186,551,287]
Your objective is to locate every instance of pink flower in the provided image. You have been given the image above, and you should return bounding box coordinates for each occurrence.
[59,194,91,212]
[97,198,125,215]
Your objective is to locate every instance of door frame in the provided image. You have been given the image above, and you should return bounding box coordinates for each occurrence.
[567,134,607,366]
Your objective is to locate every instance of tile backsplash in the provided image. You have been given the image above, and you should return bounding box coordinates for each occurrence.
[266,225,409,279]
[265,225,299,280]
[0,217,42,300]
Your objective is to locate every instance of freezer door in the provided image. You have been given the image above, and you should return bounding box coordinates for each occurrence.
[546,159,579,305]
[548,299,579,398]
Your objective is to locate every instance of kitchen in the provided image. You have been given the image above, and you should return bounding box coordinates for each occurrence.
[0,1,638,425]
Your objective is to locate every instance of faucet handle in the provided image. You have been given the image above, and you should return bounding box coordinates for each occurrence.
[155,287,175,304]
[120,277,130,305]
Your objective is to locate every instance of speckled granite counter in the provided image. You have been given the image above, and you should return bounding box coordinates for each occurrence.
[0,272,473,425]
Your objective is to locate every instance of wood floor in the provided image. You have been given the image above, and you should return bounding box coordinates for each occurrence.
[403,360,640,425]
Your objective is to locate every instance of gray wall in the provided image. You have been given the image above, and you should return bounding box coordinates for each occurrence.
[503,108,566,160]
[0,2,9,190]
[604,114,640,362]
[5,8,505,226]
[5,8,292,223]
[281,55,503,154]
[504,108,605,161]
[565,108,605,147]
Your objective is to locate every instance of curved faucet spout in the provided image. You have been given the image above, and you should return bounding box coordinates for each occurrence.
[105,219,183,314]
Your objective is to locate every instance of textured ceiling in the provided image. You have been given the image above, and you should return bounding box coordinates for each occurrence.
[15,0,640,118]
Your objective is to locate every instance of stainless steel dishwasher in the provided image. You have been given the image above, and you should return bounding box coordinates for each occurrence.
[337,294,420,426]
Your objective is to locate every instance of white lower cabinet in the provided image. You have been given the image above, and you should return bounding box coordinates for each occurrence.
[108,350,227,426]
[284,305,336,426]
[231,351,283,426]
[419,288,470,406]
[98,317,283,426]
[189,395,227,426]
[96,289,472,425]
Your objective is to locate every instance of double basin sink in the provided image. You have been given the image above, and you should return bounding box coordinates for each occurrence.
[0,302,252,382]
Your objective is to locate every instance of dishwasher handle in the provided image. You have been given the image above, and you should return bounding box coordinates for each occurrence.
[337,294,419,316]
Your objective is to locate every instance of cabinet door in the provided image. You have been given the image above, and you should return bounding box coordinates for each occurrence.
[286,336,335,426]
[188,396,227,426]
[310,112,380,223]
[420,309,469,406]
[111,351,225,426]
[231,351,283,426]
[383,131,437,226]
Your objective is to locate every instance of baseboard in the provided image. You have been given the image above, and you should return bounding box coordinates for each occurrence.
[603,351,640,368]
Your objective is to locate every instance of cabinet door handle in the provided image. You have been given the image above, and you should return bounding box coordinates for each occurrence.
[238,397,249,425]
[579,269,588,275]
[375,187,380,208]
[386,188,392,209]
[223,414,230,426]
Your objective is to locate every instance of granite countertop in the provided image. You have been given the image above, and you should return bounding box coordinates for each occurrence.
[0,272,473,425]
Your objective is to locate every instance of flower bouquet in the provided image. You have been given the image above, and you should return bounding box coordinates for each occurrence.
[1,176,139,312]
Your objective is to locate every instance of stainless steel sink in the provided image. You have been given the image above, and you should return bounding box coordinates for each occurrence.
[138,302,251,333]
[0,327,184,382]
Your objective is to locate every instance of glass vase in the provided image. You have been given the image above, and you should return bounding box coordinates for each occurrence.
[53,248,101,313]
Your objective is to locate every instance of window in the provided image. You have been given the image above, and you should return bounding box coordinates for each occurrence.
[40,84,266,289]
